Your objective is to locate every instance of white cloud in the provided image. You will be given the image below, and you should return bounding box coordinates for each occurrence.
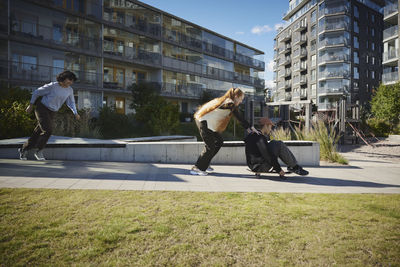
[274,22,289,32]
[251,25,273,35]
[266,59,275,72]
[265,79,276,89]
[235,31,245,35]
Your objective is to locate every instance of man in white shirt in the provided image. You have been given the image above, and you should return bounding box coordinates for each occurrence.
[19,70,80,161]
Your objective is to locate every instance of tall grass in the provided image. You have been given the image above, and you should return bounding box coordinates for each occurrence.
[271,120,348,164]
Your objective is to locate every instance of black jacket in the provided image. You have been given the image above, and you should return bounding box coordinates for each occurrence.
[244,132,282,173]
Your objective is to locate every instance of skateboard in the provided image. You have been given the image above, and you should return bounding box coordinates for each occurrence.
[247,168,291,179]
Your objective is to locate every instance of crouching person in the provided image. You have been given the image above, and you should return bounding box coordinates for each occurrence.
[245,117,308,178]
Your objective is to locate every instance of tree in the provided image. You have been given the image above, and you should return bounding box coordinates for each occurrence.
[130,82,180,135]
[370,82,400,131]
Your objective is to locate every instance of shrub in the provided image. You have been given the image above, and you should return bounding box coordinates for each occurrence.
[0,85,35,139]
[96,106,138,139]
[366,118,391,137]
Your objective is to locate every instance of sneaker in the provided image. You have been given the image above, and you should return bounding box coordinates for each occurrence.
[288,165,309,176]
[34,150,46,161]
[18,148,28,160]
[190,166,208,176]
[206,166,214,172]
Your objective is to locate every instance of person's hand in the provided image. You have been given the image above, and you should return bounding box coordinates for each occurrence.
[26,104,34,113]
[251,126,261,135]
[279,170,285,177]
[75,114,80,120]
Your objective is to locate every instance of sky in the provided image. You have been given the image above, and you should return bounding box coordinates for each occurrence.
[139,0,289,89]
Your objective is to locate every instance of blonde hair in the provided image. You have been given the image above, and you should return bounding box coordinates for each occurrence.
[194,88,244,132]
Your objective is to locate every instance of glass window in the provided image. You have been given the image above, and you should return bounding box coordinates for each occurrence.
[371,71,375,79]
[372,43,375,51]
[354,51,359,64]
[311,10,316,23]
[354,67,359,79]
[53,24,63,43]
[52,59,64,81]
[354,36,359,49]
[354,5,359,18]
[354,21,359,33]
[371,28,375,37]
[311,55,316,67]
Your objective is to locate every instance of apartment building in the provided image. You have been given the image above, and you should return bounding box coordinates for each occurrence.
[273,0,384,114]
[0,0,265,116]
[382,0,399,85]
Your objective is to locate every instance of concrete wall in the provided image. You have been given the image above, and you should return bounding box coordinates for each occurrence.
[0,141,320,166]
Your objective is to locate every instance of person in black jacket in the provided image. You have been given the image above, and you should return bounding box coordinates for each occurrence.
[245,117,308,178]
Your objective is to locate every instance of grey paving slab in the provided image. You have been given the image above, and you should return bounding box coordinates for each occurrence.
[0,156,399,193]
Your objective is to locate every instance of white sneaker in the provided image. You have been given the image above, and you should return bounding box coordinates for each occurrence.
[206,166,214,172]
[18,148,28,160]
[34,150,46,161]
[190,166,208,176]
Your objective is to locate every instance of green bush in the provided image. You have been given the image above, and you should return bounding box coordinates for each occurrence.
[0,85,35,139]
[96,106,138,139]
[366,118,391,137]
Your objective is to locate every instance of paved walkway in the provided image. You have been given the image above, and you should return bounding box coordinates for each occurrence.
[0,151,399,193]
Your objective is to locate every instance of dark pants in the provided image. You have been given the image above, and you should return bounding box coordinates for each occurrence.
[22,101,55,152]
[256,140,298,172]
[195,121,224,171]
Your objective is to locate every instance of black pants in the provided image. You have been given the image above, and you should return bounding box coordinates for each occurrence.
[195,121,224,171]
[22,101,55,152]
[256,140,298,172]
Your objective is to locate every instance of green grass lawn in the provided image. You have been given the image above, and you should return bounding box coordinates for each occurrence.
[0,189,399,266]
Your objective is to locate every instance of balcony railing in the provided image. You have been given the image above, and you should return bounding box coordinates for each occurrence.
[318,102,337,110]
[163,28,202,51]
[319,70,350,79]
[319,53,350,64]
[319,85,348,95]
[160,82,203,99]
[319,4,349,17]
[383,71,399,84]
[383,50,399,62]
[103,40,161,66]
[162,56,264,88]
[293,35,307,45]
[319,22,348,33]
[384,2,398,18]
[319,37,349,48]
[383,25,399,40]
[285,92,292,101]
[300,89,307,99]
[10,19,101,54]
[278,30,292,42]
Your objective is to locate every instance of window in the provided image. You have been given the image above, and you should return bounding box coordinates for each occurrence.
[372,57,375,65]
[52,59,64,81]
[53,24,63,43]
[371,28,375,37]
[354,36,359,49]
[132,70,146,84]
[354,67,359,79]
[371,14,375,23]
[115,97,125,114]
[311,55,316,67]
[354,51,359,64]
[354,6,359,18]
[366,41,369,49]
[311,69,316,82]
[103,96,108,106]
[372,43,375,51]
[311,10,316,23]
[354,21,359,33]
[366,55,369,64]
[311,83,316,96]
[371,71,375,79]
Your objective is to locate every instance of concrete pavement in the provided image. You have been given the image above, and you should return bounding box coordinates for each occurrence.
[0,151,399,193]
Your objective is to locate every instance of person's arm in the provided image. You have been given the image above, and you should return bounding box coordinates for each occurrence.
[255,136,282,173]
[26,83,53,113]
[66,93,80,119]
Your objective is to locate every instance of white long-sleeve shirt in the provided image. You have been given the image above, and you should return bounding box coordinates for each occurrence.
[30,82,77,114]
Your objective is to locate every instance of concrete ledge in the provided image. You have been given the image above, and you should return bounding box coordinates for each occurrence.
[0,139,320,166]
[389,135,400,143]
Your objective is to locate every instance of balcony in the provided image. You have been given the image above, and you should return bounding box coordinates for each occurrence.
[319,36,349,49]
[300,48,307,58]
[383,71,399,85]
[318,102,337,111]
[279,44,292,54]
[160,82,203,99]
[284,80,292,90]
[285,92,292,101]
[383,50,399,65]
[203,41,234,60]
[319,21,349,34]
[292,90,300,99]
[300,62,307,71]
[285,69,292,77]
[318,53,350,65]
[300,75,307,85]
[282,56,292,66]
[293,35,307,45]
[319,84,348,96]
[319,4,349,18]
[294,21,307,32]
[104,40,161,66]
[233,53,265,70]
[278,30,292,43]
[383,25,399,41]
[384,2,399,23]
[319,70,350,80]
[10,19,101,55]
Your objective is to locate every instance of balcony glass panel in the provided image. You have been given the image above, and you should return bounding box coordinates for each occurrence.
[319,47,350,64]
[383,71,399,84]
[384,2,398,17]
[319,1,350,17]
[319,79,349,94]
[319,63,350,79]
[383,49,399,62]
[383,25,399,40]
[318,15,350,33]
[319,31,350,48]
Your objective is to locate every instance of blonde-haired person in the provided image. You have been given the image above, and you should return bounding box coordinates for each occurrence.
[190,88,259,175]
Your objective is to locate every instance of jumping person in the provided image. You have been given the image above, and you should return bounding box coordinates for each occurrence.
[245,117,309,178]
[18,70,80,161]
[190,87,259,175]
